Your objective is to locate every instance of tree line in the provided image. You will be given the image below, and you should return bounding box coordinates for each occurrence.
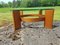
[0,0,60,8]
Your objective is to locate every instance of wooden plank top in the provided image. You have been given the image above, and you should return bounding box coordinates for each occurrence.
[12,7,54,11]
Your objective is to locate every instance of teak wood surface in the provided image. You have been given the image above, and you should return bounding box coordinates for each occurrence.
[12,8,54,31]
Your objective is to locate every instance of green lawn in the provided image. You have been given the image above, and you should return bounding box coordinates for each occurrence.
[0,6,60,27]
[0,8,13,27]
[54,6,60,20]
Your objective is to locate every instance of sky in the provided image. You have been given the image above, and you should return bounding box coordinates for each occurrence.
[0,0,13,3]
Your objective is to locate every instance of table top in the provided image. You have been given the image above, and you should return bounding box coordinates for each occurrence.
[12,7,54,11]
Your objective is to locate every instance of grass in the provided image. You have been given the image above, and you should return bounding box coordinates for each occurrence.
[0,12,13,27]
[0,8,13,27]
[54,6,60,20]
[0,8,12,13]
[0,6,60,27]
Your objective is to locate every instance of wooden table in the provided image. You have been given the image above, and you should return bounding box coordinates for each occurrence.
[12,7,54,31]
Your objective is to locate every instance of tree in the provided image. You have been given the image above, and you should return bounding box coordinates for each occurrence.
[17,0,21,7]
[0,1,9,8]
[57,0,60,6]
[27,0,41,7]
[0,4,3,8]
[20,0,30,7]
[8,1,13,7]
[13,0,17,7]
[0,1,5,7]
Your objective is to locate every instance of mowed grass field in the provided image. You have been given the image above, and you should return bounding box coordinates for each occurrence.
[0,6,60,27]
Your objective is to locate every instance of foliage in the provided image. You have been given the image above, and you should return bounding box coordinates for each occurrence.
[0,0,60,8]
[27,0,41,7]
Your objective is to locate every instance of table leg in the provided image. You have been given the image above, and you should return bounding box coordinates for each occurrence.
[20,11,23,16]
[44,9,54,29]
[13,10,21,31]
[39,10,42,15]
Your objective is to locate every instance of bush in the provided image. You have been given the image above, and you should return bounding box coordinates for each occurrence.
[0,4,3,8]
